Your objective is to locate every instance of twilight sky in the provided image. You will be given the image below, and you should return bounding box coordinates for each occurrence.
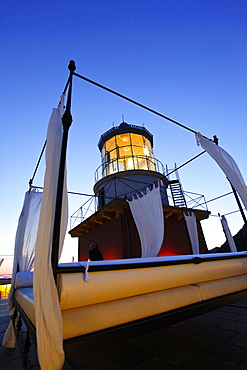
[1,1,247,274]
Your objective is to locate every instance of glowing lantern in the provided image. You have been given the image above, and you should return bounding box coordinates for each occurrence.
[94,121,168,210]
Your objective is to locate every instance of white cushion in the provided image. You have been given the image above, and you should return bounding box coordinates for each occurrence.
[62,285,201,339]
[58,258,247,310]
[197,275,247,301]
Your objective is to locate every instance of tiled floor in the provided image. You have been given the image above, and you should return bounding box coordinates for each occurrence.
[0,299,247,369]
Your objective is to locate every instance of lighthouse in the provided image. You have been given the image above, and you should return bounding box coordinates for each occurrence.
[69,121,210,260]
[94,121,169,209]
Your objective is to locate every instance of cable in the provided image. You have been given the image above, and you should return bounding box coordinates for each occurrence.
[29,141,47,190]
[166,151,206,177]
[224,208,246,216]
[30,150,207,198]
[62,74,71,95]
[31,186,95,197]
[205,192,233,204]
[29,66,210,194]
[73,71,202,136]
[210,207,246,217]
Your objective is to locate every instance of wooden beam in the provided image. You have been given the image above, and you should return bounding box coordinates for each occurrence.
[114,207,125,216]
[87,220,96,228]
[165,211,173,219]
[80,225,91,232]
[102,211,113,220]
[92,215,104,225]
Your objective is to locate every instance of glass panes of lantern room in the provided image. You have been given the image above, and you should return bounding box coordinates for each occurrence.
[101,132,156,176]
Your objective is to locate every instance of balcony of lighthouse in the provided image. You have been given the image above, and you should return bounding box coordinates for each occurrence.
[94,155,165,182]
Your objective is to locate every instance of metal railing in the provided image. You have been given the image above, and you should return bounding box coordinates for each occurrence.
[70,196,96,229]
[184,191,208,210]
[166,189,208,211]
[95,156,166,182]
[70,188,208,230]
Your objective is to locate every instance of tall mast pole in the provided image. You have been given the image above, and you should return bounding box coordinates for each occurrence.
[51,60,76,278]
[228,180,247,226]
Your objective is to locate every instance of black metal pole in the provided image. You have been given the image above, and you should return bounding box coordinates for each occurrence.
[51,60,76,278]
[228,180,247,226]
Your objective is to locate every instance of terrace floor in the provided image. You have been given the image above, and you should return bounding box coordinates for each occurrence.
[0,298,247,369]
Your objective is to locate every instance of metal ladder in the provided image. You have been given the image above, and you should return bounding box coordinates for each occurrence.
[169,179,187,208]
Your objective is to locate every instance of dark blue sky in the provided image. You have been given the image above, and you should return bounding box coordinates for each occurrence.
[1,1,247,268]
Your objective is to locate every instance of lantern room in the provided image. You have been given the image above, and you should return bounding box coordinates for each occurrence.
[98,121,156,175]
[94,121,169,209]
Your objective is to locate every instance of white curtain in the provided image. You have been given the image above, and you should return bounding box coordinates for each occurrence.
[183,212,199,254]
[220,215,237,252]
[196,133,247,210]
[2,189,42,348]
[33,96,68,370]
[127,182,164,257]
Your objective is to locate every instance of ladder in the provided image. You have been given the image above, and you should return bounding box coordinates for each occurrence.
[169,180,187,208]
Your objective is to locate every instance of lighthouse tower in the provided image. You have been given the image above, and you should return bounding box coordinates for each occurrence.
[70,120,210,261]
[94,121,168,209]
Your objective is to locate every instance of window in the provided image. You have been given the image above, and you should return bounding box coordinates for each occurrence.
[101,132,155,175]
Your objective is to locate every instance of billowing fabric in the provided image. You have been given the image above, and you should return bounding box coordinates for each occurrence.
[34,96,68,370]
[127,182,164,257]
[196,133,247,210]
[183,212,199,254]
[2,189,42,348]
[220,215,237,252]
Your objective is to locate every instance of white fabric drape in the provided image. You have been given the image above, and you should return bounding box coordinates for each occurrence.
[220,215,237,252]
[127,182,164,257]
[183,212,200,254]
[2,189,42,348]
[196,133,247,210]
[34,96,68,370]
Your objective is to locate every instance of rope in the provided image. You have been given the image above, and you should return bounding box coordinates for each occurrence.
[62,74,71,95]
[30,66,211,193]
[57,73,72,107]
[29,141,47,190]
[166,151,206,177]
[210,207,246,217]
[224,208,246,217]
[73,71,201,136]
[30,149,206,196]
[31,186,95,197]
[205,192,232,204]
[31,184,243,220]
[190,191,233,209]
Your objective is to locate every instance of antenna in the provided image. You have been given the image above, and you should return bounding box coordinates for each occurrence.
[122,114,125,123]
